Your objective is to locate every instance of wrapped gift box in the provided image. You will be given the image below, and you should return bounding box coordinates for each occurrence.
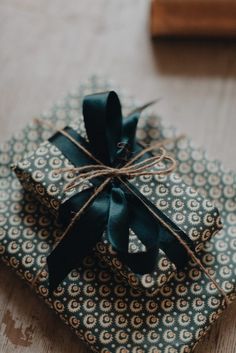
[0,77,235,353]
[12,91,221,293]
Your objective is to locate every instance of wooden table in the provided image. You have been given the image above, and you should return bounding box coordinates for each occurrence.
[0,1,236,352]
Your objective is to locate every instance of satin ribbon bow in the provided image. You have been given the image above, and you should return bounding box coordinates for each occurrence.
[47,91,191,290]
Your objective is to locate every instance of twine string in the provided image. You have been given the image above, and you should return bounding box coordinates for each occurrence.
[55,146,176,192]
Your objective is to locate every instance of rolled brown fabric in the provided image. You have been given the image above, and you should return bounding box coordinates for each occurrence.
[150,0,236,37]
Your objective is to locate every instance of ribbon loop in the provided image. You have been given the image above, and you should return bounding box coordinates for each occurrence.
[83,91,122,165]
[48,188,110,290]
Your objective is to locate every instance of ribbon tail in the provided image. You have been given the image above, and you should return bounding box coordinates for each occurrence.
[107,187,130,252]
[107,187,159,275]
[122,192,160,274]
[47,191,110,291]
[119,100,160,157]
[159,229,191,269]
[47,225,103,292]
[125,183,192,271]
[126,99,161,117]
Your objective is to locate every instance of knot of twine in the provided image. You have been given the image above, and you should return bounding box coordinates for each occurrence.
[55,146,176,192]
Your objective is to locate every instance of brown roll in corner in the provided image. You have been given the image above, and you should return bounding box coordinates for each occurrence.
[150,0,236,37]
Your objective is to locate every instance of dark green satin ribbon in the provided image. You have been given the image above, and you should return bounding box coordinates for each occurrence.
[47,91,192,291]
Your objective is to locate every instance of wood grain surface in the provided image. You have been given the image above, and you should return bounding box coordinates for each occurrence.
[0,1,236,352]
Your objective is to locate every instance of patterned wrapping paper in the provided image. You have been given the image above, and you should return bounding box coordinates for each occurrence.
[12,94,221,294]
[0,77,235,353]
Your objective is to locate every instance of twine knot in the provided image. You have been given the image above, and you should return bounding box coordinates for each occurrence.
[55,146,177,192]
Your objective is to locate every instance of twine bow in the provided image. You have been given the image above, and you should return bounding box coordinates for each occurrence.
[56,146,176,192]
